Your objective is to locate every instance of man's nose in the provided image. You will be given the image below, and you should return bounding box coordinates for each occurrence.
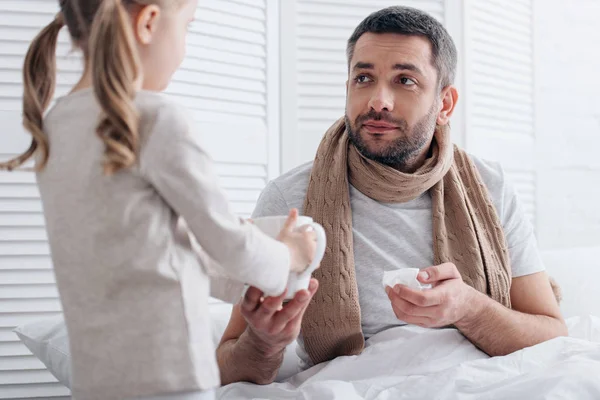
[368,85,394,113]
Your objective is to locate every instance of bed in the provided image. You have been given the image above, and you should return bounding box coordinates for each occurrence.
[14,247,600,399]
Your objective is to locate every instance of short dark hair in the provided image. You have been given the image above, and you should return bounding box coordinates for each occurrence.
[347,6,457,89]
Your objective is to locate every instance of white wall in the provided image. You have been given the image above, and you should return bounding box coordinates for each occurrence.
[534,0,600,251]
[533,0,600,317]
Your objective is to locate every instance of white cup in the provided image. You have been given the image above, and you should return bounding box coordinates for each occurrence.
[252,215,326,299]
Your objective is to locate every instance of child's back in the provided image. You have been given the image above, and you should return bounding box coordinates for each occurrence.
[38,89,288,398]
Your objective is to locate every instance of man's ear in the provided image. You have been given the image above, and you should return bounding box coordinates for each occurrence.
[437,85,458,125]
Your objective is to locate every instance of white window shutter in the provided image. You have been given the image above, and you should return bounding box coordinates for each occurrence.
[0,0,278,398]
[463,0,536,226]
[280,0,446,172]
[167,0,276,218]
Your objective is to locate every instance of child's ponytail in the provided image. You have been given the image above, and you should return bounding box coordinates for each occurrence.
[90,0,141,175]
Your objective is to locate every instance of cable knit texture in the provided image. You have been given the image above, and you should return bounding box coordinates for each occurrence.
[301,117,512,365]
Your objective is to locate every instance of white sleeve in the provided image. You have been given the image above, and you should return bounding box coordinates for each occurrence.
[500,173,546,278]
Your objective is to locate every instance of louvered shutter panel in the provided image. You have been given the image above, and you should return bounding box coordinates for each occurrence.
[168,0,275,217]
[0,1,75,397]
[281,0,446,172]
[0,0,277,397]
[464,0,536,225]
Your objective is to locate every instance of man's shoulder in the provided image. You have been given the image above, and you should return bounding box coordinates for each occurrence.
[466,152,510,221]
[468,153,505,193]
[271,161,313,193]
[253,162,313,217]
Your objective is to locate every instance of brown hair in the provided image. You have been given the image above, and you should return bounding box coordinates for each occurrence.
[90,0,141,174]
[0,0,181,174]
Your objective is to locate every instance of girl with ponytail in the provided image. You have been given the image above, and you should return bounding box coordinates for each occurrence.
[1,1,317,399]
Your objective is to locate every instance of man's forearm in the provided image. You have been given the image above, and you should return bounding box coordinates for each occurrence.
[456,291,568,357]
[217,328,285,386]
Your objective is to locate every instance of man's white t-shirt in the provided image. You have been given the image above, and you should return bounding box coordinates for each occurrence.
[252,155,545,367]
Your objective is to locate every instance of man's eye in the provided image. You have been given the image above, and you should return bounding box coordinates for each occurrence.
[355,75,372,84]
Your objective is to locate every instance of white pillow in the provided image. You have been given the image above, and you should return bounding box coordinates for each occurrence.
[14,302,300,388]
[14,315,72,387]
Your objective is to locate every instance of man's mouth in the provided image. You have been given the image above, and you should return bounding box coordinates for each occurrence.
[362,120,397,134]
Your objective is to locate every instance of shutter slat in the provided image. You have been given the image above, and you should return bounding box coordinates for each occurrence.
[220,177,266,190]
[226,0,265,9]
[298,62,346,74]
[0,356,47,372]
[0,214,45,227]
[0,227,47,242]
[0,383,70,399]
[0,270,56,285]
[170,70,265,93]
[224,190,261,203]
[199,9,265,34]
[168,92,266,117]
[180,59,266,82]
[472,118,533,136]
[187,46,264,68]
[192,22,265,46]
[0,185,39,199]
[202,0,265,20]
[0,329,18,342]
[188,35,265,57]
[0,1,58,13]
[483,0,531,15]
[298,1,443,20]
[471,5,532,35]
[506,170,537,225]
[299,96,344,109]
[0,285,59,299]
[0,243,50,256]
[215,163,266,178]
[298,49,347,63]
[0,313,63,329]
[0,257,53,271]
[0,299,61,314]
[0,200,42,213]
[472,51,533,75]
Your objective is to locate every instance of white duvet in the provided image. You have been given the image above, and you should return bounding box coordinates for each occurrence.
[217,316,600,399]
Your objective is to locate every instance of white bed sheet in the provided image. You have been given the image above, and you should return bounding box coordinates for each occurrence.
[217,316,600,400]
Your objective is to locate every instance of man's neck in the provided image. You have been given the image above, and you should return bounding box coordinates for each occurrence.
[391,142,433,174]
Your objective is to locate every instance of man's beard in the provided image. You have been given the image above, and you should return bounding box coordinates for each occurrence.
[346,104,438,169]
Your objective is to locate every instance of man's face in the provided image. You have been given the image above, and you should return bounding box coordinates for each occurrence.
[346,33,442,168]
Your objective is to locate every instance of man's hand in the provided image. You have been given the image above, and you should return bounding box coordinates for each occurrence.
[385,263,478,328]
[218,278,319,385]
[240,278,319,355]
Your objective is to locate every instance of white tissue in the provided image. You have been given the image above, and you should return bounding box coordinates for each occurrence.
[382,268,432,291]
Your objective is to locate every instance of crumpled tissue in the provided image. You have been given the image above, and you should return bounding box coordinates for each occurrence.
[382,268,432,291]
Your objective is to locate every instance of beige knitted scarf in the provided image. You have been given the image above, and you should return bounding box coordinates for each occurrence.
[301,117,512,365]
